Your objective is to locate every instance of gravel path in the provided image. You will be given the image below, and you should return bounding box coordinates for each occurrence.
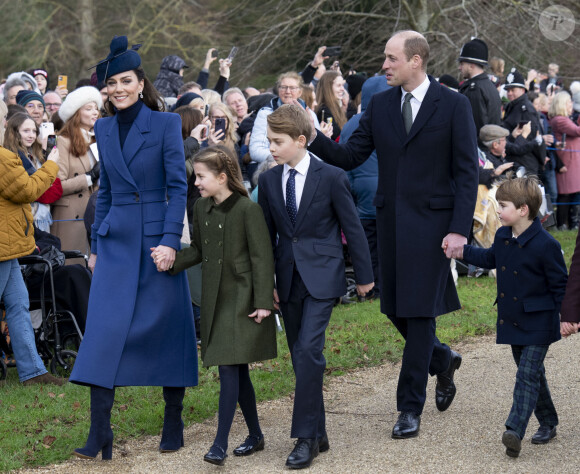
[22,334,580,473]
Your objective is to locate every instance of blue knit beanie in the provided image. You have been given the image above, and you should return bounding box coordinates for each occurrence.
[16,89,45,108]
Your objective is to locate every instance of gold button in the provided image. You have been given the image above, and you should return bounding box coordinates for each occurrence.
[218,224,223,229]
[499,320,504,324]
[513,297,518,301]
[205,221,209,226]
[218,241,223,246]
[204,239,209,244]
[500,293,505,298]
[501,266,506,271]
[218,259,222,264]
[505,240,509,245]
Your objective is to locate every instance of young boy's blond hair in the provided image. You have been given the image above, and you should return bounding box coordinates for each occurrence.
[496,175,542,220]
[267,104,311,142]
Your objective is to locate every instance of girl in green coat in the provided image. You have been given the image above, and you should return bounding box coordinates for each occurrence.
[154,145,276,466]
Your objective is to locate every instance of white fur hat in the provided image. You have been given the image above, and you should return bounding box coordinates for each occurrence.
[59,86,103,123]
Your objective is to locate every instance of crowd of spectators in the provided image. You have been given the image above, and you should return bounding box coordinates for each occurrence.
[2,37,580,378]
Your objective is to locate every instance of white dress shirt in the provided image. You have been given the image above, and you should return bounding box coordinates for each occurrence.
[282,152,310,211]
[400,74,431,122]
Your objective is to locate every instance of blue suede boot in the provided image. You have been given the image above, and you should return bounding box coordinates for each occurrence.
[74,386,115,460]
[159,387,185,453]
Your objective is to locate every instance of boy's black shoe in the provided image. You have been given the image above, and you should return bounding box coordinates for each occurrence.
[531,425,556,444]
[502,429,522,457]
[285,438,319,469]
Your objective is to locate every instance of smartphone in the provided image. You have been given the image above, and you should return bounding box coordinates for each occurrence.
[214,118,226,137]
[39,122,55,140]
[204,104,209,117]
[561,133,566,149]
[45,135,57,159]
[57,75,68,89]
[226,46,238,63]
[203,124,210,140]
[211,49,219,58]
[324,45,342,57]
[517,120,528,128]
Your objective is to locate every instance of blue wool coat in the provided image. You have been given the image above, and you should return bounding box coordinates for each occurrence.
[463,218,567,345]
[70,104,198,388]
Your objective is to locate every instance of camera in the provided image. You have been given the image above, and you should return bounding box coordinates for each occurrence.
[211,49,218,58]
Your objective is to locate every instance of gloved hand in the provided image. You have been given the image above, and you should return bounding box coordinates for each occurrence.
[86,162,100,182]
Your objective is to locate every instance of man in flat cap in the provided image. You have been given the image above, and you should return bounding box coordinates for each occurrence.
[478,124,513,188]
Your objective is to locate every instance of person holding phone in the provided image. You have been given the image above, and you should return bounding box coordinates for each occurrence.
[50,86,102,255]
[207,102,239,156]
[315,71,348,141]
[3,113,62,231]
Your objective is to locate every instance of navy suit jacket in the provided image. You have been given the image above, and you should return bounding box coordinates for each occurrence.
[463,218,566,346]
[309,76,479,318]
[258,155,373,301]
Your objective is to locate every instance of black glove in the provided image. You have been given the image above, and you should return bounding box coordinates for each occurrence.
[86,162,100,182]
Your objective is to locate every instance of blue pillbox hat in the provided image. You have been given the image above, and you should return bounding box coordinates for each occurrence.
[93,36,142,83]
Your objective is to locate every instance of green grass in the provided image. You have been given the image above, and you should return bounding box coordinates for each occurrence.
[0,230,576,470]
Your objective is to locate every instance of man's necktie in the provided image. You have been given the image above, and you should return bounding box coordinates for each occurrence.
[402,93,414,134]
[286,169,298,225]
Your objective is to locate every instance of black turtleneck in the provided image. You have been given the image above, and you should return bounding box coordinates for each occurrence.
[116,99,143,148]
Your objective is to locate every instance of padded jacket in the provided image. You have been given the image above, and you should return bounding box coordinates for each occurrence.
[0,146,58,261]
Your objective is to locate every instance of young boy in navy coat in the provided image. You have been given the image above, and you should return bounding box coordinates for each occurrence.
[258,104,374,469]
[459,175,567,458]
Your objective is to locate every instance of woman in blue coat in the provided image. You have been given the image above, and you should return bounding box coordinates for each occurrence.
[70,36,197,460]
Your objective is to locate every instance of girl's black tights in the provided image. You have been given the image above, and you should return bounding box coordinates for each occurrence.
[213,364,261,451]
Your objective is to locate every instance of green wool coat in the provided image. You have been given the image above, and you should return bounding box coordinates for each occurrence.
[171,191,276,367]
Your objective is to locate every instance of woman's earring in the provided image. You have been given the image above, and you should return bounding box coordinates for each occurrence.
[139,91,144,99]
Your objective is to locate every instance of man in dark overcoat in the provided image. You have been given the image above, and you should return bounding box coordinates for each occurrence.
[308,30,479,438]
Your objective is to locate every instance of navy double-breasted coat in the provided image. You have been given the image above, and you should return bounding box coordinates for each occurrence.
[463,218,567,345]
[70,104,198,388]
[309,76,479,318]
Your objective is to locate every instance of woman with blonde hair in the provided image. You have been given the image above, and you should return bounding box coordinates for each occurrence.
[549,91,580,229]
[208,102,239,155]
[315,71,347,140]
[51,86,102,254]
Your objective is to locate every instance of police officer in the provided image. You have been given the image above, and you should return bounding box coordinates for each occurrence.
[502,68,546,176]
[458,38,502,136]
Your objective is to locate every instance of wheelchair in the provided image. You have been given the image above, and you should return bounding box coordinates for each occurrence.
[0,250,85,381]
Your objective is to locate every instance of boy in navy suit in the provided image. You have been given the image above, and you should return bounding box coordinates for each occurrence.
[258,104,374,469]
[458,176,567,458]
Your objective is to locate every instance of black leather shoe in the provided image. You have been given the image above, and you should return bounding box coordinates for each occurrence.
[285,438,319,469]
[232,434,264,456]
[203,445,227,466]
[318,433,330,453]
[502,429,521,457]
[435,350,462,411]
[391,412,421,439]
[531,425,557,444]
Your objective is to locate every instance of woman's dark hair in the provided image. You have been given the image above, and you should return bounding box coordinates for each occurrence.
[174,106,204,140]
[103,67,165,115]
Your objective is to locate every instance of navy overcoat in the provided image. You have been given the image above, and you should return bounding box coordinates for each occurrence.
[309,76,478,318]
[70,104,198,388]
[463,218,567,345]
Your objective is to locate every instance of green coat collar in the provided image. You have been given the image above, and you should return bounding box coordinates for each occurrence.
[202,191,243,214]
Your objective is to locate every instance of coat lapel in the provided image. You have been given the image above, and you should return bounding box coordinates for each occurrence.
[294,156,321,231]
[270,165,293,228]
[386,88,406,143]
[102,116,137,188]
[122,105,151,166]
[404,76,440,145]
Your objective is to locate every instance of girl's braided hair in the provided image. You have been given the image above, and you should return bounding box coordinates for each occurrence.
[193,144,248,197]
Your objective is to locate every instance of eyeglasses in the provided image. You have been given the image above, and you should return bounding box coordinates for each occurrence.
[278,86,300,92]
[45,103,61,108]
[210,115,227,122]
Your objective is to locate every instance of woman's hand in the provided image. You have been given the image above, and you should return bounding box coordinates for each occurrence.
[559,166,568,173]
[150,245,176,272]
[494,162,514,176]
[320,121,333,138]
[248,308,271,324]
[88,253,97,272]
[208,127,225,146]
[219,58,231,80]
[191,123,207,141]
[55,85,68,99]
[203,48,218,69]
[46,146,60,163]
